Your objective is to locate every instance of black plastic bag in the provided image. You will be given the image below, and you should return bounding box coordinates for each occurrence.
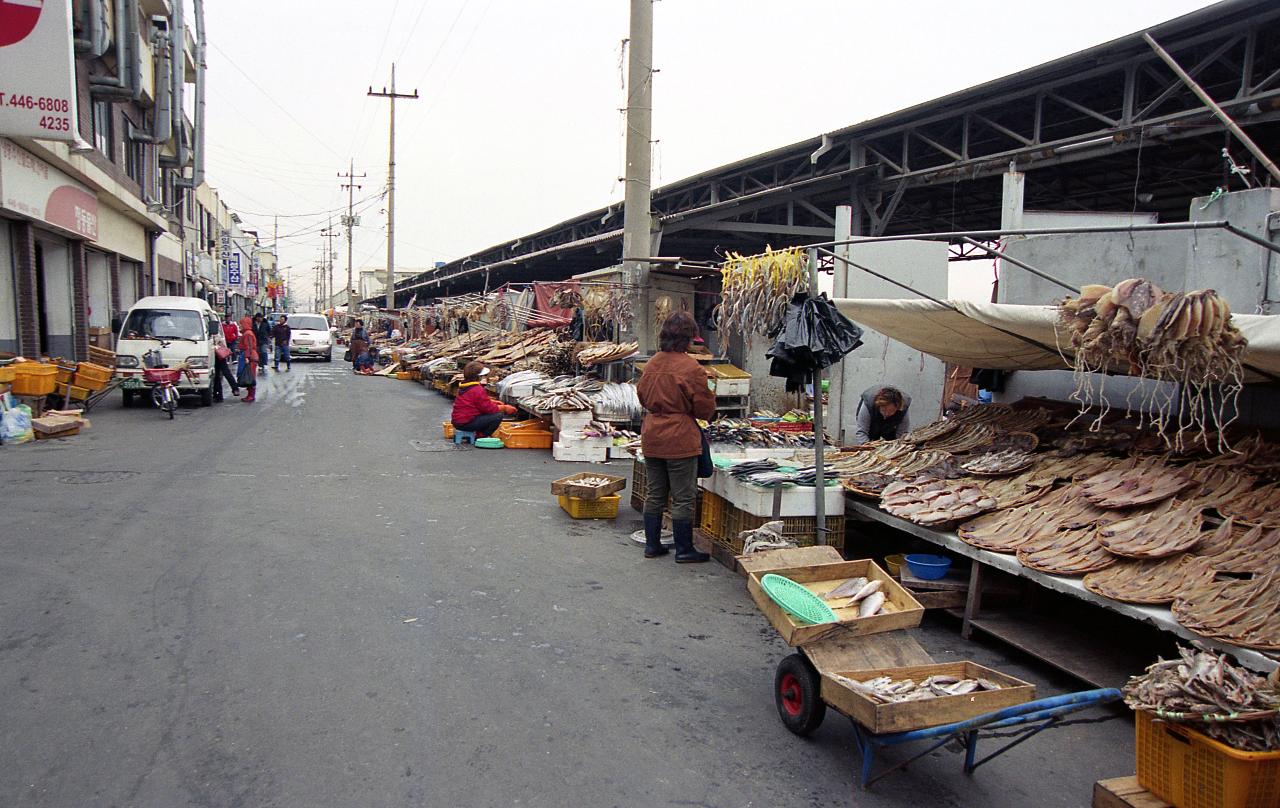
[766,293,863,391]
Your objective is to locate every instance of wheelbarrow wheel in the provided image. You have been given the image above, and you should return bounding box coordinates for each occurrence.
[775,653,825,736]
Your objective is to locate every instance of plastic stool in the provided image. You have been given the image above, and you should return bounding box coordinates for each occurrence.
[453,429,477,446]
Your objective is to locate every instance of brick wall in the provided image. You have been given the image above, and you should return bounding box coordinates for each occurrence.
[108,253,121,313]
[13,222,39,358]
[71,241,89,361]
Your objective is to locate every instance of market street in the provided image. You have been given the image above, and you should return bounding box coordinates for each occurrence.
[0,364,1130,807]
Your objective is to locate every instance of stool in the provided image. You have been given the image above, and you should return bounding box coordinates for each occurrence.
[453,429,477,446]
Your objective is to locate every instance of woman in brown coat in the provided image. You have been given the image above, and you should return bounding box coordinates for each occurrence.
[636,311,716,561]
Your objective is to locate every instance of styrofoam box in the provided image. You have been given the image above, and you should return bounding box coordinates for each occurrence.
[700,466,842,517]
[553,409,594,430]
[553,440,609,462]
[711,377,750,397]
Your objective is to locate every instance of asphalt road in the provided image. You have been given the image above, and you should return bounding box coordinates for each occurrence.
[0,362,1132,807]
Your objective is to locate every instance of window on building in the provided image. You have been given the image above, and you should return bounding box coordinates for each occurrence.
[124,119,146,187]
[92,101,114,161]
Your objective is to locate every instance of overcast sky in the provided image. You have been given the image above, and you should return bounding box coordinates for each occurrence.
[201,0,1216,301]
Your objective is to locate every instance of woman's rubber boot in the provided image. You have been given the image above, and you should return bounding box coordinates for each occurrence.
[243,387,255,403]
[643,513,669,558]
[672,520,708,564]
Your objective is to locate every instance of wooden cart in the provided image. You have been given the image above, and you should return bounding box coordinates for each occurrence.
[741,547,1122,791]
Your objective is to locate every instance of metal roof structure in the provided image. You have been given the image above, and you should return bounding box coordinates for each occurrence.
[385,0,1280,303]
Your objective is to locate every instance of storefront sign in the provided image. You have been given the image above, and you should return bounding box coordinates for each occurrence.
[0,0,79,141]
[227,253,241,285]
[0,137,97,238]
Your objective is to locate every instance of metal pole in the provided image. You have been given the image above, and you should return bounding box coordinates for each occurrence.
[960,237,1080,294]
[1143,33,1280,186]
[622,0,654,349]
[808,248,826,544]
[369,64,419,312]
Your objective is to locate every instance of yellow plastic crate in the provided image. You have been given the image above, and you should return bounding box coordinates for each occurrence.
[0,365,14,384]
[12,363,57,396]
[699,490,729,540]
[1136,711,1280,808]
[558,494,620,520]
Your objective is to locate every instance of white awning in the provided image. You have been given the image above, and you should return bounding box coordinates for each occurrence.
[833,298,1280,383]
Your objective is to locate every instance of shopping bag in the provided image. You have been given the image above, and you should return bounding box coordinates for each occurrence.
[236,364,254,387]
[697,428,713,478]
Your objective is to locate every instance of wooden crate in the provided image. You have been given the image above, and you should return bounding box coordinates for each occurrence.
[747,559,924,646]
[820,661,1036,734]
[1092,777,1171,808]
[551,472,626,499]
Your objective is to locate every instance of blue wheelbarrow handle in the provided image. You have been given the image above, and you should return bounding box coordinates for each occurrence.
[869,688,1122,746]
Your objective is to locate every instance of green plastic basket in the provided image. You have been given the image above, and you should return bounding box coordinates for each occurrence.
[475,437,504,449]
[760,574,837,625]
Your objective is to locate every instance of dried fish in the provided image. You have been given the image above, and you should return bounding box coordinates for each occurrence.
[1016,526,1117,575]
[881,480,998,526]
[832,673,1004,705]
[1173,570,1280,651]
[1123,646,1279,752]
[1096,500,1204,559]
[1077,460,1193,508]
[1083,555,1216,604]
[858,592,885,617]
[824,576,869,601]
[961,449,1036,476]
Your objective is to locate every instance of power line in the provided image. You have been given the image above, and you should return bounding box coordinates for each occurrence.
[230,189,387,220]
[209,42,344,160]
[405,0,495,142]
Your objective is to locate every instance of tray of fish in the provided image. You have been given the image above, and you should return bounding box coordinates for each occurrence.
[890,449,956,478]
[576,340,639,367]
[1095,499,1205,559]
[841,472,896,498]
[950,404,1014,424]
[974,471,1055,510]
[820,661,1036,734]
[1178,465,1257,512]
[1123,646,1280,752]
[1083,554,1216,604]
[550,472,627,500]
[1191,519,1280,574]
[988,408,1053,433]
[902,418,959,445]
[1015,526,1117,576]
[745,559,924,646]
[923,423,996,454]
[1173,570,1280,651]
[975,430,1040,454]
[1077,459,1194,508]
[880,480,998,527]
[1219,481,1280,528]
[960,449,1035,476]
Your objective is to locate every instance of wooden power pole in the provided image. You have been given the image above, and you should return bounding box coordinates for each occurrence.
[368,64,418,312]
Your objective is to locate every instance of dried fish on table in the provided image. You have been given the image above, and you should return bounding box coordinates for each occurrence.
[1179,465,1257,511]
[881,479,998,526]
[1083,555,1216,604]
[1124,646,1280,752]
[989,408,1053,433]
[950,404,1014,424]
[923,424,996,454]
[957,485,1107,553]
[1191,519,1280,574]
[1219,481,1280,528]
[1096,499,1205,559]
[1077,458,1194,508]
[1016,526,1117,575]
[577,341,639,367]
[841,472,898,497]
[960,449,1035,476]
[975,431,1040,454]
[974,470,1054,510]
[832,673,1003,704]
[902,418,959,445]
[1173,570,1280,651]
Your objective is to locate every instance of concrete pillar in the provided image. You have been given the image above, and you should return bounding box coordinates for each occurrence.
[1001,164,1025,232]
[71,242,89,361]
[108,253,122,314]
[13,222,40,358]
[828,205,853,443]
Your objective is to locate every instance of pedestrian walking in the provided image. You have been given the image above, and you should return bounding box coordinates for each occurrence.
[350,319,369,367]
[635,311,716,562]
[212,327,239,401]
[221,312,239,351]
[237,316,258,403]
[253,313,272,376]
[272,314,292,371]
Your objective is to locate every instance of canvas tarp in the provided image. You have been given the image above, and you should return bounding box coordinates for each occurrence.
[832,298,1280,383]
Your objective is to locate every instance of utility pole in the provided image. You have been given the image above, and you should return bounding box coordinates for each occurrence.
[320,218,340,312]
[368,64,418,312]
[339,159,365,315]
[622,0,655,350]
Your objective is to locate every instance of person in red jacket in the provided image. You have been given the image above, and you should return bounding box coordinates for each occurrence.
[451,361,516,437]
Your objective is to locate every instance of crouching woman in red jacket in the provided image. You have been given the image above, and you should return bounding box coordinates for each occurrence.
[452,361,516,437]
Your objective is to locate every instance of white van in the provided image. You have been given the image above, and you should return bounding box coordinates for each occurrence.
[282,312,333,361]
[114,296,218,407]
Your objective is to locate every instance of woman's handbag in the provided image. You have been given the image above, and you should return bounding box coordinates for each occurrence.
[343,349,352,361]
[215,345,232,360]
[697,428,713,478]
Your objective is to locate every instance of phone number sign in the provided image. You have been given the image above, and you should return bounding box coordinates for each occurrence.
[0,1,78,141]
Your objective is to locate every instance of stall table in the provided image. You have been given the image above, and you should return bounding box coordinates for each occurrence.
[844,498,1278,678]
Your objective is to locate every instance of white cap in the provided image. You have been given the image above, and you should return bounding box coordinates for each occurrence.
[479,367,490,377]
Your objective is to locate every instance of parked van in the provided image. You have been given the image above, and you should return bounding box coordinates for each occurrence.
[114,296,219,407]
